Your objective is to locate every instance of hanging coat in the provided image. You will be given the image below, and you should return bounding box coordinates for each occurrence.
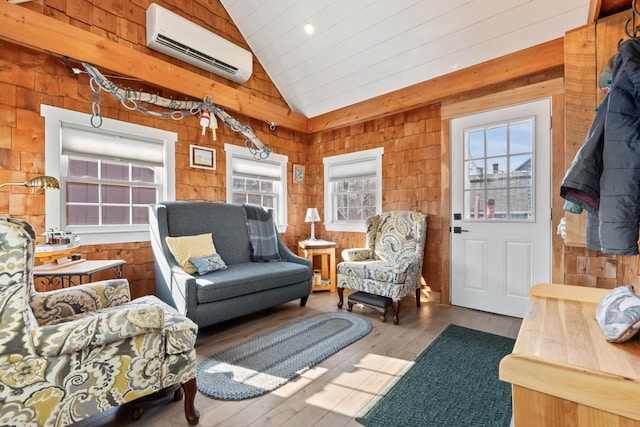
[561,39,640,255]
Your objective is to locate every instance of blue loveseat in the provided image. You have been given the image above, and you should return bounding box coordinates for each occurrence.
[149,201,312,329]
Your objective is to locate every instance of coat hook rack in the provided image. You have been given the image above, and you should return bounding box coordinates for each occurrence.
[624,0,640,40]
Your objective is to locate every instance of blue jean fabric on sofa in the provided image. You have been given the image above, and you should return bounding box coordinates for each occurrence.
[149,201,312,329]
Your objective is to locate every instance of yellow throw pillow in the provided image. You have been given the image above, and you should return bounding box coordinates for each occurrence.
[165,233,217,274]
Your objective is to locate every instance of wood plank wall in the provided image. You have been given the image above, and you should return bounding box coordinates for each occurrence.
[0,1,310,297]
[2,1,635,300]
[562,10,640,289]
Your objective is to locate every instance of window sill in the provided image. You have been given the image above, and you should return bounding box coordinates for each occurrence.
[324,222,366,233]
[70,228,150,245]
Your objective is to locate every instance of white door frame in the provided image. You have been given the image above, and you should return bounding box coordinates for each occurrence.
[440,79,563,314]
[449,98,551,317]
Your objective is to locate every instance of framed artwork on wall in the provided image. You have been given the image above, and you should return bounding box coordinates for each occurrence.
[293,164,305,183]
[190,144,216,170]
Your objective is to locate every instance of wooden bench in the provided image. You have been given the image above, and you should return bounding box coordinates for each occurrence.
[500,283,640,426]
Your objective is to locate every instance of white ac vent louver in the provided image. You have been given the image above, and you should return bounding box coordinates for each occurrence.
[146,3,252,84]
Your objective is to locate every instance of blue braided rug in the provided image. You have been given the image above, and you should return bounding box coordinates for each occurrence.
[196,311,372,400]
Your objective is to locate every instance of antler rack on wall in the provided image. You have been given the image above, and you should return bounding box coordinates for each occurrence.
[625,0,640,39]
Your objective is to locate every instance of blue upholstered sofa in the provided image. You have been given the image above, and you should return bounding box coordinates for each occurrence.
[149,201,312,329]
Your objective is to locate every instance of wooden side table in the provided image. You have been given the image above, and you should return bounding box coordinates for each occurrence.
[34,259,126,289]
[297,240,338,292]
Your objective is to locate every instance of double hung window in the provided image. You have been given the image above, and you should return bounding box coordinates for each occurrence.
[225,143,288,231]
[323,148,383,232]
[42,105,176,244]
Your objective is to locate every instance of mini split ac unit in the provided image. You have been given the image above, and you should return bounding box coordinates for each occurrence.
[145,3,252,84]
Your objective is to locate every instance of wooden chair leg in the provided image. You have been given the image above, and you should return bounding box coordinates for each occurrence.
[182,377,200,425]
[416,288,421,307]
[337,287,344,309]
[392,300,400,325]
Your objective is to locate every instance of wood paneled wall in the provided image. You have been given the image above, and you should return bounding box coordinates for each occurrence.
[562,10,640,290]
[309,106,443,295]
[2,1,634,302]
[0,1,310,298]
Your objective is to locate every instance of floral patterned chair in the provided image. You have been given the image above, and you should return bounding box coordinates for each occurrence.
[337,211,427,325]
[0,217,200,426]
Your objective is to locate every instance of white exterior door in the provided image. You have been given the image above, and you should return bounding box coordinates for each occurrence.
[450,99,551,318]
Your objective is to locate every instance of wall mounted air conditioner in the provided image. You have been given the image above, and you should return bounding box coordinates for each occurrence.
[145,3,252,84]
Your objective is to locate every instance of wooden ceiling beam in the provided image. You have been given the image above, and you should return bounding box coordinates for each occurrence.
[0,2,310,133]
[309,38,565,132]
[589,0,604,23]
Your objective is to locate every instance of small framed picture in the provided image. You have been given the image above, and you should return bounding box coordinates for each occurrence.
[190,145,216,170]
[293,164,305,184]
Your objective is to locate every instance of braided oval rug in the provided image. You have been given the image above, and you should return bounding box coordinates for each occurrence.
[196,311,372,400]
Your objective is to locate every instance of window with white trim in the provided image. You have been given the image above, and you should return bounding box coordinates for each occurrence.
[323,148,383,232]
[225,143,288,232]
[41,105,176,245]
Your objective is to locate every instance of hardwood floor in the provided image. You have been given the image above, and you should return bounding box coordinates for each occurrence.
[72,290,522,427]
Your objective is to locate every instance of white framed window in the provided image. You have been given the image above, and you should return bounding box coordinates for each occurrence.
[225,143,288,232]
[323,147,383,232]
[41,105,176,245]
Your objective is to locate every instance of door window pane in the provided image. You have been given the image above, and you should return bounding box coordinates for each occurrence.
[487,189,507,219]
[463,116,534,221]
[510,189,533,220]
[486,125,507,157]
[510,120,533,154]
[464,189,486,219]
[467,130,485,159]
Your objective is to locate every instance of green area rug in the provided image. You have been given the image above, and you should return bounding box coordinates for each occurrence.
[197,311,371,400]
[357,324,514,427]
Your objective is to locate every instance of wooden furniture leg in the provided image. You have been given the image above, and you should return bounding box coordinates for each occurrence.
[337,287,344,308]
[182,377,200,425]
[392,300,400,325]
[131,383,189,422]
[346,291,395,324]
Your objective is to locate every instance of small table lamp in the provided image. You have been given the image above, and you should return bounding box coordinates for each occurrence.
[305,208,321,240]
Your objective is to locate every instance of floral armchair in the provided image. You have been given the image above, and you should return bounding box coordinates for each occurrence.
[337,211,427,325]
[0,217,200,426]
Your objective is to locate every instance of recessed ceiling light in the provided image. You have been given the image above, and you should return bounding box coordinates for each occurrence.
[304,23,315,35]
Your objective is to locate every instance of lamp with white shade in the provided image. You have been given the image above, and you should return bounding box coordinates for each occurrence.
[305,208,321,240]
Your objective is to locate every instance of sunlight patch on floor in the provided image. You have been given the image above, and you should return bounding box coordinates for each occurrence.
[295,353,415,416]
